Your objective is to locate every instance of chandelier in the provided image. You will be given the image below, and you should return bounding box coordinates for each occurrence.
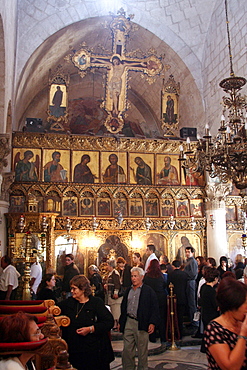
[179,0,247,194]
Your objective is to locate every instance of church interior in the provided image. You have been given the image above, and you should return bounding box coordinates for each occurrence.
[0,0,246,297]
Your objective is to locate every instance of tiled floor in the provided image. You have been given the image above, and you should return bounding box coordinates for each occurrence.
[110,339,208,369]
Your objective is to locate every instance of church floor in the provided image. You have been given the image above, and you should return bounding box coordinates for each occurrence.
[110,337,208,369]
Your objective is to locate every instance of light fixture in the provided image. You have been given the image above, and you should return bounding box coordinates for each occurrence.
[116,211,124,227]
[190,216,196,231]
[168,215,176,230]
[145,217,152,231]
[92,216,99,232]
[179,0,247,195]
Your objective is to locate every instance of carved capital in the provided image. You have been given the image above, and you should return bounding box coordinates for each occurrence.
[205,183,231,210]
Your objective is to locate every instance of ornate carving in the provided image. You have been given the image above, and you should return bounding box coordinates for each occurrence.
[205,183,231,209]
[0,172,15,201]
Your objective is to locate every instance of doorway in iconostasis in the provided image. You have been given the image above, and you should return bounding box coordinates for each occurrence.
[55,235,84,276]
[139,233,168,266]
[98,235,130,265]
[171,232,202,264]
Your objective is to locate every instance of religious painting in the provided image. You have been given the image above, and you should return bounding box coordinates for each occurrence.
[63,197,78,216]
[43,149,70,182]
[161,197,175,217]
[181,166,205,186]
[113,195,128,217]
[13,148,41,182]
[190,199,204,218]
[44,196,61,213]
[145,196,159,217]
[129,197,143,217]
[172,232,201,264]
[72,151,99,183]
[69,97,108,135]
[162,92,178,126]
[176,199,189,217]
[9,195,25,213]
[226,205,237,222]
[129,153,154,185]
[101,152,127,184]
[80,192,94,216]
[49,83,67,118]
[97,192,111,216]
[156,154,180,185]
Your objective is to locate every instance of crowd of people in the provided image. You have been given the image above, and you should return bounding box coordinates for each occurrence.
[1,248,247,369]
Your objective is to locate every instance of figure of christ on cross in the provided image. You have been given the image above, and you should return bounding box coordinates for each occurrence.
[91,54,150,116]
[72,50,163,117]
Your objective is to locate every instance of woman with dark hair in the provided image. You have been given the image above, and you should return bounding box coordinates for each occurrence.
[37,274,57,304]
[196,256,207,286]
[206,257,217,268]
[144,259,167,343]
[217,255,231,279]
[59,274,114,370]
[132,252,144,269]
[204,277,247,369]
[0,312,45,369]
[199,268,220,353]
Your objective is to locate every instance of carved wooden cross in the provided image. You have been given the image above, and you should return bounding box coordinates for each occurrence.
[71,9,168,133]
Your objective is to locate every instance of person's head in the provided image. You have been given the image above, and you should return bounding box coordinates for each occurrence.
[130,267,145,287]
[219,256,228,268]
[172,260,181,269]
[112,56,121,65]
[88,264,99,275]
[107,259,116,271]
[222,271,236,280]
[1,255,11,269]
[204,267,220,283]
[134,157,144,166]
[70,274,92,299]
[160,264,167,273]
[216,277,247,316]
[81,154,90,164]
[109,153,118,164]
[0,312,44,343]
[196,256,205,266]
[159,255,169,264]
[244,265,247,284]
[41,274,56,290]
[164,156,171,167]
[132,252,141,265]
[185,246,195,259]
[117,257,126,270]
[146,244,155,256]
[146,259,162,278]
[52,151,61,162]
[235,254,243,264]
[23,150,34,161]
[235,268,244,280]
[65,253,74,266]
[206,257,216,268]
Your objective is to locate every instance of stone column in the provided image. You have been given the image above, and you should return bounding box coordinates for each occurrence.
[205,183,231,265]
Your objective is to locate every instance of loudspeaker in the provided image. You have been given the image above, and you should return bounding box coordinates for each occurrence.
[180,127,197,139]
[25,118,44,132]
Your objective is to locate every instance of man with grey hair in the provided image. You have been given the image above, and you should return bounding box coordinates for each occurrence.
[119,267,160,369]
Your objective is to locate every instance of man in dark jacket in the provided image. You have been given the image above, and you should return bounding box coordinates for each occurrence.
[168,260,188,338]
[62,254,79,299]
[119,267,160,369]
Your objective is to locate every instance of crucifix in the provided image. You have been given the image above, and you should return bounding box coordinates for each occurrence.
[70,9,169,133]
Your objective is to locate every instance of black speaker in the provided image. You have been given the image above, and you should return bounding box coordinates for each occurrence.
[180,127,197,139]
[25,118,44,132]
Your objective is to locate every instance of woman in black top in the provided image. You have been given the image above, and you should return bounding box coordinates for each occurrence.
[144,259,167,343]
[37,273,57,304]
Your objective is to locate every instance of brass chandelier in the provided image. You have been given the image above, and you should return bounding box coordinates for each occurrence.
[179,0,247,194]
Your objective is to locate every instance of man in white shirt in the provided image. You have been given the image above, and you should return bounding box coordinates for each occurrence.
[30,260,42,299]
[0,255,20,300]
[144,244,158,272]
